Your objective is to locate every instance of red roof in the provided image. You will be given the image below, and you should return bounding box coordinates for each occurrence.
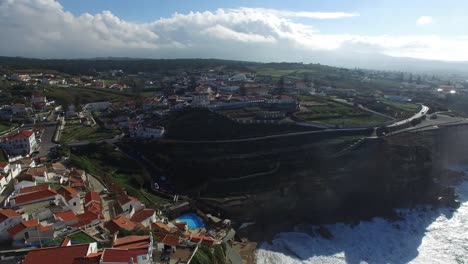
[84,191,100,205]
[113,235,150,249]
[0,209,21,224]
[101,248,148,263]
[25,166,48,177]
[5,130,34,141]
[189,234,216,246]
[8,219,39,236]
[58,186,79,201]
[174,222,187,231]
[14,189,58,206]
[71,211,100,228]
[104,215,136,234]
[0,162,8,168]
[17,184,49,195]
[54,211,78,222]
[130,209,155,223]
[152,222,173,233]
[157,234,180,247]
[22,244,93,264]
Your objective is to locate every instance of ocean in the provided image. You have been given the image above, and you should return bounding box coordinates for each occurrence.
[256,174,468,264]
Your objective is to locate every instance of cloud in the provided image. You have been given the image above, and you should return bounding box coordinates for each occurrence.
[417,16,433,25]
[0,0,467,63]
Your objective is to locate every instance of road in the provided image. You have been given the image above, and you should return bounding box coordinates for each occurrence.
[21,122,58,158]
[387,105,429,128]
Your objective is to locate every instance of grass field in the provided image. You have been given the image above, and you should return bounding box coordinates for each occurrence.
[44,86,130,107]
[0,123,11,133]
[70,143,169,207]
[255,67,316,78]
[59,120,118,143]
[68,231,97,243]
[381,99,420,112]
[296,95,389,126]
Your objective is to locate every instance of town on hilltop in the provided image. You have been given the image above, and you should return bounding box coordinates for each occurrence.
[1,58,468,264]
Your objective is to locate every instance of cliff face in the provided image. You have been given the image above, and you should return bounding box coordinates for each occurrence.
[136,125,468,223]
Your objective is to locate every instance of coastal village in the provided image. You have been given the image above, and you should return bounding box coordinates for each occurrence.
[1,62,468,264]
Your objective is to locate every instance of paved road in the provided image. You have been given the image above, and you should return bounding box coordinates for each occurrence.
[387,105,429,127]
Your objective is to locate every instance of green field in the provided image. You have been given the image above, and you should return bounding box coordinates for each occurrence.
[296,95,389,126]
[60,120,118,143]
[68,231,97,243]
[44,86,130,107]
[70,143,169,207]
[0,123,12,133]
[255,67,316,78]
[381,99,420,112]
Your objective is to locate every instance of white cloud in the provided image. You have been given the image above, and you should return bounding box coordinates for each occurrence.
[417,16,433,25]
[0,0,467,63]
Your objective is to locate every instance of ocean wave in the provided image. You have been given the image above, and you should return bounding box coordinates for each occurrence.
[256,180,468,264]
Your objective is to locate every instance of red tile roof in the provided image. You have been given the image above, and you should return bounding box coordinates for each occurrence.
[22,244,93,264]
[84,191,100,205]
[0,162,8,168]
[8,219,39,236]
[71,211,100,228]
[14,189,57,206]
[117,195,138,206]
[0,209,21,224]
[101,248,148,263]
[104,215,136,234]
[5,130,34,141]
[174,222,187,231]
[54,211,78,222]
[152,222,173,233]
[58,186,79,201]
[17,184,49,195]
[113,235,151,250]
[130,209,155,223]
[25,166,48,177]
[157,234,180,247]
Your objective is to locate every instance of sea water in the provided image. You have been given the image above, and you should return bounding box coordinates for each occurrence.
[257,176,468,264]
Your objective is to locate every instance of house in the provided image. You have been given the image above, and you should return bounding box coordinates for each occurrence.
[130,208,157,228]
[0,130,38,156]
[104,215,138,234]
[156,234,180,253]
[58,186,82,213]
[117,195,144,217]
[53,211,79,228]
[152,222,175,234]
[10,188,59,207]
[84,191,103,218]
[24,166,49,182]
[18,157,36,170]
[16,184,50,195]
[67,168,86,188]
[11,103,27,115]
[51,161,68,175]
[100,248,152,264]
[0,209,23,239]
[83,101,112,112]
[14,180,36,191]
[72,211,101,229]
[8,219,53,244]
[22,242,99,264]
[112,235,153,250]
[131,126,165,139]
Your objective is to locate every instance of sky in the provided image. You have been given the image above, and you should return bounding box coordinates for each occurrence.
[1,0,468,64]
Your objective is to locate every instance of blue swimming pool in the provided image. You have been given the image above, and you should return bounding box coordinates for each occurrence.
[176,213,205,229]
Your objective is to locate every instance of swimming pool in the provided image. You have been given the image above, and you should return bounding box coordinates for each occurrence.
[176,213,205,229]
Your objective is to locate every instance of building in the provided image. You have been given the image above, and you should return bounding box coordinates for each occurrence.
[58,186,82,213]
[100,248,152,264]
[10,188,59,207]
[83,101,112,112]
[84,191,103,219]
[22,242,99,264]
[8,219,53,244]
[24,166,49,183]
[117,195,144,217]
[131,126,165,139]
[130,208,157,228]
[53,211,79,228]
[0,209,23,239]
[0,130,38,156]
[104,215,138,234]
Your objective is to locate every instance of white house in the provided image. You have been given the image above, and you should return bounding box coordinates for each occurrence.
[118,195,144,217]
[0,130,38,156]
[83,101,112,112]
[130,208,157,228]
[131,126,165,139]
[58,186,82,214]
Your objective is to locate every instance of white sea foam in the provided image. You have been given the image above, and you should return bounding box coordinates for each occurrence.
[256,180,468,264]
